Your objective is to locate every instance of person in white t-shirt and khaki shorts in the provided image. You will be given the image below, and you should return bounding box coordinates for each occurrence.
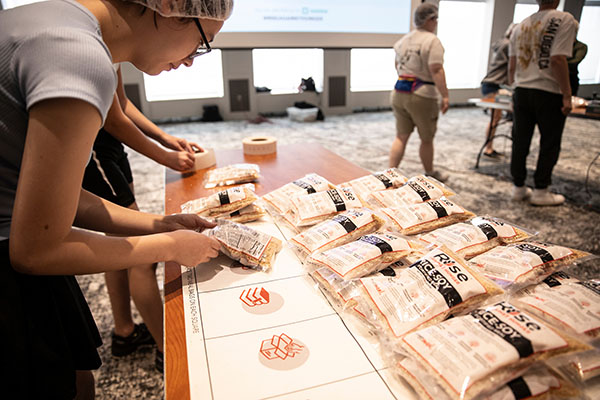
[508,0,577,206]
[389,3,450,183]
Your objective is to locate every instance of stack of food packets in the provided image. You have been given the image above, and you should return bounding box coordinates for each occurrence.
[262,173,336,215]
[180,185,266,223]
[266,169,598,400]
[203,163,260,188]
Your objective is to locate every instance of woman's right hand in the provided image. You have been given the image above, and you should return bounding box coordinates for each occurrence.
[169,230,221,267]
[163,150,195,171]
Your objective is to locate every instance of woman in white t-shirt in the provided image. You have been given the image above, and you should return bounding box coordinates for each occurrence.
[0,0,231,397]
[389,3,450,182]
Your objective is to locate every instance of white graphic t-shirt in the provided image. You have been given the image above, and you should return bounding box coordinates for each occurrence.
[509,9,577,94]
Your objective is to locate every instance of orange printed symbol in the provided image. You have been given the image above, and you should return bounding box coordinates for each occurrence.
[240,287,270,307]
[484,353,497,363]
[469,340,479,348]
[581,300,590,307]
[260,333,304,360]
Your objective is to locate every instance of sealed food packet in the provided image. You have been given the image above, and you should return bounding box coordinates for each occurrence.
[311,257,419,309]
[469,241,591,289]
[288,208,384,261]
[397,301,591,400]
[395,359,578,400]
[550,349,600,382]
[180,186,258,217]
[287,187,364,227]
[306,232,422,280]
[206,220,282,271]
[203,163,260,188]
[418,216,533,259]
[355,246,503,339]
[261,173,335,214]
[380,196,474,236]
[220,203,266,224]
[514,274,600,338]
[368,175,454,208]
[339,168,408,204]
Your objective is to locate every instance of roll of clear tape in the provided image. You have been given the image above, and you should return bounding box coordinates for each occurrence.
[242,136,277,155]
[193,148,216,170]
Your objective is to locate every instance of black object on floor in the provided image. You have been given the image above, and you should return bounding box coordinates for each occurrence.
[111,323,155,357]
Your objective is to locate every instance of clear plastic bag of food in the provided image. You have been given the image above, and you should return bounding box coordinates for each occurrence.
[339,168,408,204]
[180,186,258,217]
[354,246,503,340]
[469,242,592,290]
[288,208,384,261]
[306,231,422,280]
[550,349,600,383]
[380,196,475,236]
[220,203,266,224]
[206,220,282,272]
[514,273,600,339]
[418,216,534,259]
[261,173,335,214]
[310,257,419,309]
[287,187,365,227]
[203,163,260,188]
[395,301,591,400]
[368,175,455,208]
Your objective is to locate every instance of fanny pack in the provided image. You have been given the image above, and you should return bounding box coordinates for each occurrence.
[394,75,434,93]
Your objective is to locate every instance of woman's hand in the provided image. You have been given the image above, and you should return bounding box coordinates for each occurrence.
[163,150,195,171]
[158,213,217,233]
[169,230,221,267]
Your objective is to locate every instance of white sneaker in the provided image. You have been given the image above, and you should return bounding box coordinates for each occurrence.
[529,189,565,206]
[425,170,449,183]
[511,185,532,201]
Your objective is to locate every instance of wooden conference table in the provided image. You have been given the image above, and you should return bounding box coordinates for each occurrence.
[163,144,369,400]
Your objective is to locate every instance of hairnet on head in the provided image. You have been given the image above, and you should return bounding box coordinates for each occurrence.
[125,0,234,20]
[414,3,438,27]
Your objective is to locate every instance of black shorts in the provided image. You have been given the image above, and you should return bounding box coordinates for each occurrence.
[0,240,102,398]
[82,128,135,207]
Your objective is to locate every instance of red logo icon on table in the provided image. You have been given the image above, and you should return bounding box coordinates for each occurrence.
[240,287,270,307]
[260,333,304,360]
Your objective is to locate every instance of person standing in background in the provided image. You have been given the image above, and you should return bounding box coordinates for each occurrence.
[567,38,587,96]
[508,0,577,206]
[389,2,450,182]
[480,23,516,158]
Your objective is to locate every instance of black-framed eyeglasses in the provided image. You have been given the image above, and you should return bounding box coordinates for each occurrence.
[190,19,211,59]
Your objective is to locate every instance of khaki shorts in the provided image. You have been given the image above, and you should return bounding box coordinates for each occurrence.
[390,90,439,142]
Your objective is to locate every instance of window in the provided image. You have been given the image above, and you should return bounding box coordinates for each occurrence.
[579,2,600,83]
[350,48,397,92]
[438,0,489,89]
[252,49,323,95]
[514,0,565,23]
[143,50,224,102]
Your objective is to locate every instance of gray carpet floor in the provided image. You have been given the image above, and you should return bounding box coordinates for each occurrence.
[76,106,600,399]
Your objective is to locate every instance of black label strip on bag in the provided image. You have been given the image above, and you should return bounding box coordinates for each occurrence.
[230,210,241,217]
[427,200,448,219]
[578,281,600,297]
[374,173,393,188]
[327,190,347,212]
[407,181,431,201]
[507,376,533,400]
[412,259,463,308]
[543,275,564,288]
[475,222,499,240]
[470,309,534,358]
[332,214,358,233]
[379,266,397,277]
[359,235,393,254]
[293,179,317,194]
[218,190,231,205]
[515,244,555,263]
